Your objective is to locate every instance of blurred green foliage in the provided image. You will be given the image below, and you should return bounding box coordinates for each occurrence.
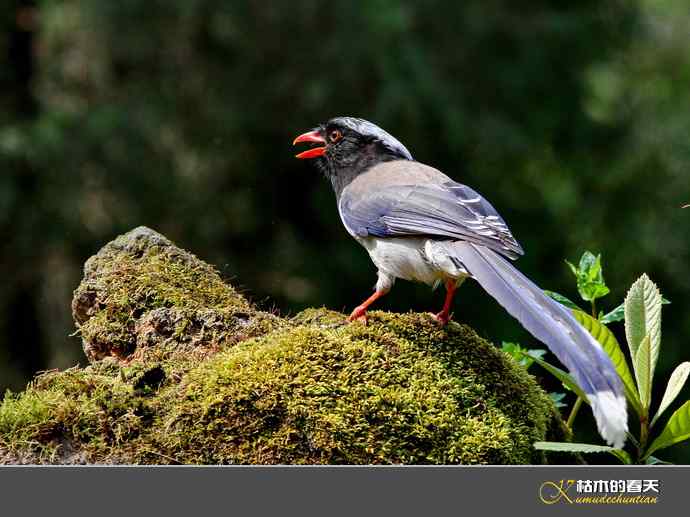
[1,0,689,462]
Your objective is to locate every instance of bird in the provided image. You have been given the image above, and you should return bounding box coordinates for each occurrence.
[293,116,628,449]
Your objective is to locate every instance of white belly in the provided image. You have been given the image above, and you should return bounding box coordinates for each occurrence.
[357,236,469,286]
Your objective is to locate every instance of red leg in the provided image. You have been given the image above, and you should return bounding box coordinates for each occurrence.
[347,290,388,324]
[433,280,457,326]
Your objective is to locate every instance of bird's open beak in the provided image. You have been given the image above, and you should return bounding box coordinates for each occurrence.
[293,130,326,159]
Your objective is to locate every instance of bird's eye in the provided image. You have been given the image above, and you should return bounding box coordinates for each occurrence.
[329,129,342,143]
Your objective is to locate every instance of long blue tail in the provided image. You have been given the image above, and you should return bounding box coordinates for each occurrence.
[447,241,627,448]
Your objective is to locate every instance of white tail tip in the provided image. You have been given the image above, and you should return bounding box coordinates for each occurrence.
[589,390,628,449]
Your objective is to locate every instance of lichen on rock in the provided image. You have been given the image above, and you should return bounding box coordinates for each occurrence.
[0,227,572,464]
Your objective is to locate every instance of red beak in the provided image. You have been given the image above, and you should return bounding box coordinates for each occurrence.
[293,130,326,159]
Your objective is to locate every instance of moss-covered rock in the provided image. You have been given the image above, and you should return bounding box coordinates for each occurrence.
[0,227,572,464]
[160,310,572,464]
[71,226,283,362]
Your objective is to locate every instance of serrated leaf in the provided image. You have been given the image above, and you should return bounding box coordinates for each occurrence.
[624,275,662,382]
[523,353,589,402]
[572,309,642,415]
[534,441,631,464]
[645,399,690,459]
[544,290,581,310]
[651,362,690,427]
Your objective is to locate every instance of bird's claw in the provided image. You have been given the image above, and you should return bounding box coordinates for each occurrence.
[430,311,452,326]
[347,307,368,325]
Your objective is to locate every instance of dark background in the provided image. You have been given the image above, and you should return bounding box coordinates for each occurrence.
[1,0,688,462]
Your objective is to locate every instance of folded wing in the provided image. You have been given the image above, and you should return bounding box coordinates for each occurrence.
[340,179,524,259]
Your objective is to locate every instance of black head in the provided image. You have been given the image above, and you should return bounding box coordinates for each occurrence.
[293,117,413,194]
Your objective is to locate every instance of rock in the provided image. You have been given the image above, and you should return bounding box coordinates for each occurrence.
[0,227,573,465]
[71,226,282,362]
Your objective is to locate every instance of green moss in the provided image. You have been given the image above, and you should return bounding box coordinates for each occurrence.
[0,310,569,464]
[0,227,571,465]
[72,227,282,361]
[0,366,145,463]
[156,310,565,464]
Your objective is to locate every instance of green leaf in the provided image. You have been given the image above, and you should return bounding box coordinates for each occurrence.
[572,309,642,415]
[534,441,612,453]
[587,284,610,302]
[635,335,653,409]
[568,251,610,303]
[501,341,523,361]
[526,349,547,361]
[651,362,690,427]
[645,455,673,465]
[624,275,662,383]
[579,251,598,276]
[600,304,625,324]
[524,353,589,402]
[549,392,567,409]
[645,399,690,459]
[544,290,581,310]
[601,297,670,325]
[566,260,579,278]
[501,342,545,369]
[534,441,631,464]
[609,448,634,465]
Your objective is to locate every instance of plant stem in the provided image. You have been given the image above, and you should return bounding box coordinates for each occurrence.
[567,396,584,430]
[591,300,597,318]
[639,413,649,456]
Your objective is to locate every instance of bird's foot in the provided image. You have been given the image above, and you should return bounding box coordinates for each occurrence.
[347,306,369,324]
[431,311,452,326]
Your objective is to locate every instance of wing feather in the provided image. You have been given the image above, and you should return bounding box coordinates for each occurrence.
[339,180,524,259]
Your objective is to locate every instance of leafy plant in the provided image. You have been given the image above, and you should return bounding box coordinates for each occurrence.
[533,262,690,464]
[565,251,610,313]
[547,251,669,324]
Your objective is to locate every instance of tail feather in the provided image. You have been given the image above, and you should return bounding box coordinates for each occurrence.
[445,241,627,448]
